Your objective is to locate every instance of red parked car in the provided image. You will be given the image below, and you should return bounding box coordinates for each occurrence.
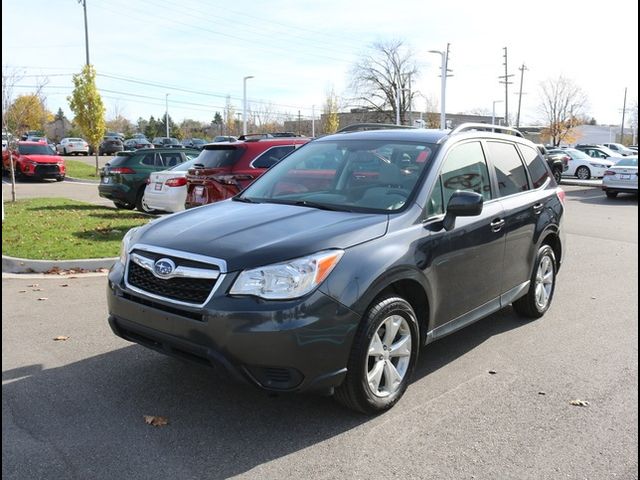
[185,136,309,208]
[2,141,65,181]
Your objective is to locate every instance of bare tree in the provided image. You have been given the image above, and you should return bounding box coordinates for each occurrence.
[538,76,588,146]
[250,101,279,131]
[323,88,340,134]
[349,39,419,124]
[2,67,49,202]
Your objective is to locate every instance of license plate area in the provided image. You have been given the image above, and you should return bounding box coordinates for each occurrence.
[154,182,163,190]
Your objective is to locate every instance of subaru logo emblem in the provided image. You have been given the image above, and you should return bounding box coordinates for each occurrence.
[154,258,175,277]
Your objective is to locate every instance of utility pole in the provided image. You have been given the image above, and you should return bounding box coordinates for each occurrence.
[498,47,514,126]
[515,63,528,128]
[620,87,627,142]
[78,0,90,66]
[311,105,315,137]
[428,43,453,129]
[165,94,169,137]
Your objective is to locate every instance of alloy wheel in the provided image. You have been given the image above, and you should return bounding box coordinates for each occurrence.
[365,314,412,397]
[534,254,554,310]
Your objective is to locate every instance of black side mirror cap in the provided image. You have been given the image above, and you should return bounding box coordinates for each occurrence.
[443,191,484,231]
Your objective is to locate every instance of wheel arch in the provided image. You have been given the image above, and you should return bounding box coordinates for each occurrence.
[352,268,432,346]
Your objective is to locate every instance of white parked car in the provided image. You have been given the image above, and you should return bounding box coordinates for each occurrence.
[143,158,201,213]
[601,143,636,156]
[602,157,638,198]
[57,137,89,155]
[549,148,614,179]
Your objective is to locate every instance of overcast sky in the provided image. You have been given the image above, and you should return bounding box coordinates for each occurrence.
[2,0,638,128]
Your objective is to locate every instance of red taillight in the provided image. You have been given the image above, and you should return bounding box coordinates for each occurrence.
[603,170,616,176]
[165,177,187,187]
[556,187,566,204]
[110,167,135,174]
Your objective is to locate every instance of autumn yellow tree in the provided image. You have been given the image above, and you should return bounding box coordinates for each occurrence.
[68,65,106,174]
[323,88,340,134]
[5,94,49,134]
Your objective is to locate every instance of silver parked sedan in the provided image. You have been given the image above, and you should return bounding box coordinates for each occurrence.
[602,157,638,198]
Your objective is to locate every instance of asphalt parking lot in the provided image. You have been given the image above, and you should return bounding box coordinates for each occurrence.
[2,184,638,479]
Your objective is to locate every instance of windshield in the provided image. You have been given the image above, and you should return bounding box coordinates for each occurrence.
[238,140,435,213]
[18,144,55,155]
[555,148,590,160]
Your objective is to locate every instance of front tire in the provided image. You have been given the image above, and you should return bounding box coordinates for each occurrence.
[576,166,591,180]
[552,167,562,184]
[55,175,65,182]
[605,191,618,199]
[335,296,419,414]
[513,245,557,319]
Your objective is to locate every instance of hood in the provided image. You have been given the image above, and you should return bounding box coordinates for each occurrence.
[21,154,60,163]
[134,200,388,271]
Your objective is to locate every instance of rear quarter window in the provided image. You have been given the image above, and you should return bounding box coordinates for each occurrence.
[520,144,550,188]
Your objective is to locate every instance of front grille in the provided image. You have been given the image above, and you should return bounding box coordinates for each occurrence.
[35,164,60,176]
[127,261,216,304]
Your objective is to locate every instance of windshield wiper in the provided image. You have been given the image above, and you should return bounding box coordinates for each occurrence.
[232,196,259,203]
[291,200,353,212]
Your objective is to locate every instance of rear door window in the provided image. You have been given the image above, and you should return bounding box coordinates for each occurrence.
[252,146,296,169]
[486,141,530,196]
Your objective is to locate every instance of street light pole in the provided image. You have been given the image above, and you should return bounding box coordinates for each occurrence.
[78,0,90,66]
[243,75,254,136]
[492,100,503,125]
[428,48,449,129]
[165,93,169,137]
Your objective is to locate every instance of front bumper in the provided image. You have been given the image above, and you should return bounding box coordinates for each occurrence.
[107,262,360,393]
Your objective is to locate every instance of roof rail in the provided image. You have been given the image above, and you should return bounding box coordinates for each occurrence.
[337,123,417,133]
[449,123,524,138]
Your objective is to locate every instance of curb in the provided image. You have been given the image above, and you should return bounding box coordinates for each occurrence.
[65,176,99,184]
[2,254,117,274]
[559,179,602,187]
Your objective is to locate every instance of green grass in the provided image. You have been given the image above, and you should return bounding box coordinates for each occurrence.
[65,159,101,180]
[2,198,150,260]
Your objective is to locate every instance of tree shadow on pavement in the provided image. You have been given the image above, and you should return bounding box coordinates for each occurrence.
[2,307,526,480]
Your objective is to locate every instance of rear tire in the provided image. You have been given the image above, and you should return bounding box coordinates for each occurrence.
[335,295,419,414]
[513,245,557,319]
[576,166,591,180]
[135,189,155,213]
[114,201,135,210]
[552,167,562,184]
[605,191,618,199]
[55,175,65,182]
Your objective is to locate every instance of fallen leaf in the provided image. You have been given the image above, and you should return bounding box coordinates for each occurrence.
[37,297,49,301]
[591,296,597,300]
[538,391,546,395]
[27,284,39,288]
[53,336,69,341]
[570,399,589,407]
[59,284,69,287]
[32,288,44,291]
[488,370,497,375]
[18,290,27,293]
[95,268,110,273]
[143,415,169,427]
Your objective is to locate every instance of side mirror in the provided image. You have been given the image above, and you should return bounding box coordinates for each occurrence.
[442,191,484,231]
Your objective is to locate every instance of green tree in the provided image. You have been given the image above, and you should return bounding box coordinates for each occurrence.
[68,65,106,174]
[144,116,158,139]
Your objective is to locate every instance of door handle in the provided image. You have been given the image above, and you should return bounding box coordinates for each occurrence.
[490,218,505,232]
[533,202,544,214]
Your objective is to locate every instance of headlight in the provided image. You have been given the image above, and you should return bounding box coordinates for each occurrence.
[119,227,139,265]
[229,250,344,300]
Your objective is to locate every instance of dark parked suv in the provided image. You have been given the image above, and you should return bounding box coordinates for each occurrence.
[99,148,199,211]
[107,124,565,413]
